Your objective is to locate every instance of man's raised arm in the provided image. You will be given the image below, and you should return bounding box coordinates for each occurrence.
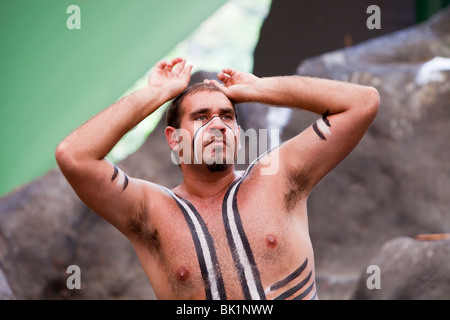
[55,57,192,236]
[208,68,379,193]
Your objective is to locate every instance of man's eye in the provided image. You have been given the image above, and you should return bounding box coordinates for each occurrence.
[196,115,207,121]
[222,115,232,120]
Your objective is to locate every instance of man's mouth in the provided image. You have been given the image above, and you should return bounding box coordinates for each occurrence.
[205,136,226,147]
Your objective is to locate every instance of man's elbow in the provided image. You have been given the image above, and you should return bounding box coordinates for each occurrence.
[362,86,380,121]
[55,141,78,173]
[368,86,380,113]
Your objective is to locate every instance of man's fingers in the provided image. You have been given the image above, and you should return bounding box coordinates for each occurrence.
[156,59,170,69]
[184,64,193,75]
[172,58,186,75]
[156,57,184,72]
[217,71,231,84]
[180,64,193,83]
[206,79,222,87]
[221,68,237,77]
[166,57,183,70]
[170,57,183,65]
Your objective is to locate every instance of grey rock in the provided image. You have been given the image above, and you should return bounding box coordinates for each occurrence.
[0,267,15,300]
[351,236,450,299]
[287,7,450,299]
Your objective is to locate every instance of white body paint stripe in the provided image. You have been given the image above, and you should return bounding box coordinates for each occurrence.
[165,188,221,300]
[223,146,281,299]
[316,118,331,136]
[225,181,262,300]
[115,170,125,187]
[264,287,273,295]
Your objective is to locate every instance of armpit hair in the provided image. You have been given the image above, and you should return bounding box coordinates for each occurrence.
[128,210,160,253]
[284,170,309,211]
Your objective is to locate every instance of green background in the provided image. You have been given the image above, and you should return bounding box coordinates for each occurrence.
[0,0,227,196]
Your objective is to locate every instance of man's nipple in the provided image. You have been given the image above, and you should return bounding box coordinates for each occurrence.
[176,266,190,282]
[266,234,278,248]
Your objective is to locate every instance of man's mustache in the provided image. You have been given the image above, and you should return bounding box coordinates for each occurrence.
[203,130,234,148]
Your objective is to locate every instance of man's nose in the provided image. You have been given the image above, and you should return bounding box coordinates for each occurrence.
[206,116,227,132]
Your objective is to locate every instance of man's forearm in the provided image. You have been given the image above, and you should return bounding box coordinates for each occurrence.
[250,76,378,116]
[57,85,168,162]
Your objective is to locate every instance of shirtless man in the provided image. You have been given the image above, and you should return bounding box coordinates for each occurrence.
[55,57,379,300]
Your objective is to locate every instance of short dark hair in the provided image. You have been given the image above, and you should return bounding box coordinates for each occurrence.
[166,82,237,128]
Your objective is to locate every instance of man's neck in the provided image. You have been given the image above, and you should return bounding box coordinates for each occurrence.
[176,165,238,199]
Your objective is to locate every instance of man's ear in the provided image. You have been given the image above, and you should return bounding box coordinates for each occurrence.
[166,126,193,165]
[165,126,180,151]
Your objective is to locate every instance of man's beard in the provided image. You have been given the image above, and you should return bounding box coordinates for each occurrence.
[206,162,231,173]
[204,145,234,173]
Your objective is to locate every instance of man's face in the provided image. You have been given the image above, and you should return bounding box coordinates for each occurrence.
[178,90,240,172]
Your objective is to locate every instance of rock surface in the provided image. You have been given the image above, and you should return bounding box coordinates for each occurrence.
[0,7,449,300]
[0,267,15,300]
[0,167,156,300]
[288,7,450,299]
[352,236,450,299]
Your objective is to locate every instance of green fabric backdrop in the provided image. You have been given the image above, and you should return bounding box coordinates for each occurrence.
[0,0,227,196]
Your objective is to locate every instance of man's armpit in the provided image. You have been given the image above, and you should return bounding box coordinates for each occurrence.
[284,170,310,211]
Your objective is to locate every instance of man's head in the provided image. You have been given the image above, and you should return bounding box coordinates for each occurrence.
[165,83,240,172]
[166,82,238,129]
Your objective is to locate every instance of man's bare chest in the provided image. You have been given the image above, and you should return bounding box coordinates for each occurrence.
[143,179,316,300]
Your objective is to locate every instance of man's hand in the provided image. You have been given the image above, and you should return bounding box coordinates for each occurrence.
[206,68,260,103]
[56,57,193,240]
[147,57,193,100]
